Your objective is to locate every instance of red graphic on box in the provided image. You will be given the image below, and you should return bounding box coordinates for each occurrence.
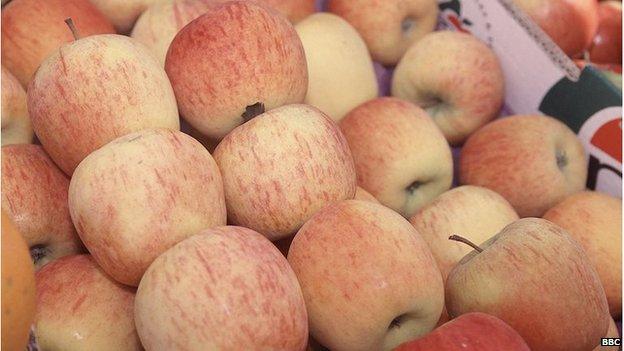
[590,118,622,162]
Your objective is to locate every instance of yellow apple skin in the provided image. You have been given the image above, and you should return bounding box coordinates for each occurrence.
[543,191,622,318]
[295,13,378,122]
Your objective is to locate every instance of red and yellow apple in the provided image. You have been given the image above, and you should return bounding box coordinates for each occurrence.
[35,255,141,350]
[460,115,587,217]
[213,104,356,241]
[28,33,180,175]
[339,97,453,218]
[135,226,308,350]
[2,145,83,269]
[392,31,505,145]
[288,200,444,351]
[446,218,610,351]
[68,129,226,286]
[165,1,308,140]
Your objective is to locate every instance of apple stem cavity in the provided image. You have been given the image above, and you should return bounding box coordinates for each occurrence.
[64,17,81,40]
[241,102,265,122]
[401,17,416,34]
[556,149,568,170]
[389,314,407,330]
[448,235,484,253]
[30,244,48,265]
[405,181,421,194]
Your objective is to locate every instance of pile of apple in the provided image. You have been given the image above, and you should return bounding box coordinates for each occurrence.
[1,0,622,350]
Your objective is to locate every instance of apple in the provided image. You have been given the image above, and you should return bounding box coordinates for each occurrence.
[89,0,167,34]
[594,316,620,351]
[294,13,378,122]
[1,66,32,146]
[354,186,380,203]
[391,31,505,145]
[1,212,36,351]
[543,191,622,318]
[459,115,587,217]
[35,255,141,350]
[1,0,115,87]
[393,312,530,351]
[213,104,356,241]
[1,145,84,269]
[288,200,444,351]
[410,185,519,282]
[132,0,316,66]
[165,1,308,140]
[327,0,439,65]
[512,0,599,57]
[589,1,622,64]
[27,27,180,176]
[339,97,453,218]
[446,218,610,351]
[131,0,217,66]
[68,128,226,287]
[135,226,308,350]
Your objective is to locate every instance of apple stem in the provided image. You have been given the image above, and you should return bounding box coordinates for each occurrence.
[64,17,81,40]
[448,235,483,253]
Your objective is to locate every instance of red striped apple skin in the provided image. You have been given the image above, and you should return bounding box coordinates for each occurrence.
[165,0,308,140]
[35,255,141,350]
[68,129,226,287]
[135,226,308,350]
[213,104,356,241]
[393,312,530,351]
[459,115,587,217]
[1,145,83,269]
[27,34,180,176]
[1,0,115,87]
